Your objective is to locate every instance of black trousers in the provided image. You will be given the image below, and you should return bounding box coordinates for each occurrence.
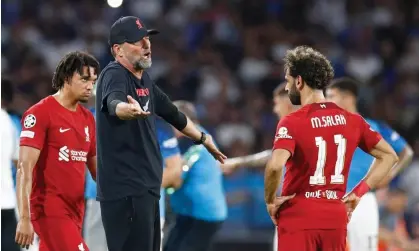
[100,193,160,251]
[163,215,223,251]
[1,209,20,251]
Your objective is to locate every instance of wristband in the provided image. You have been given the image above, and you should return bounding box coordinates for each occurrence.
[193,131,206,145]
[353,180,370,197]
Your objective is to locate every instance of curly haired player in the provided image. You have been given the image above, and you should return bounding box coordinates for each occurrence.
[15,51,99,251]
[264,46,399,251]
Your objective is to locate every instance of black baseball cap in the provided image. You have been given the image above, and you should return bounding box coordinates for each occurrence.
[109,16,159,46]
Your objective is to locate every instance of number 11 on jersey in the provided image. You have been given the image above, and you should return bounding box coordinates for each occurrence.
[310,134,347,185]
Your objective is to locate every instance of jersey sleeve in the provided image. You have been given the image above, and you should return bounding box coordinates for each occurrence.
[272,117,296,156]
[358,117,382,153]
[377,122,407,154]
[100,68,128,112]
[19,106,49,150]
[88,113,97,158]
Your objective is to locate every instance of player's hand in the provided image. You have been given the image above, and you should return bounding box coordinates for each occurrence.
[266,194,296,225]
[15,218,34,250]
[220,159,240,175]
[127,95,151,118]
[203,135,227,164]
[342,192,361,221]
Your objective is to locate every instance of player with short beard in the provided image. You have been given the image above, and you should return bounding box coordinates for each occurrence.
[264,46,399,251]
[15,51,99,251]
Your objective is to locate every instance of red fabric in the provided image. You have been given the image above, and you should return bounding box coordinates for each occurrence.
[277,228,347,251]
[353,180,370,198]
[272,102,382,230]
[20,96,96,227]
[33,216,88,251]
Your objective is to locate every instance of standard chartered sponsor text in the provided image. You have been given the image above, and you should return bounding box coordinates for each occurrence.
[70,150,87,162]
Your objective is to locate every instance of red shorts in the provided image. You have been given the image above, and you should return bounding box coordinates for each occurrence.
[32,217,89,251]
[277,228,346,251]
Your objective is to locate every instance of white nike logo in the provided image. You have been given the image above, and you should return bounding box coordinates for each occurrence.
[59,128,70,133]
[143,99,150,112]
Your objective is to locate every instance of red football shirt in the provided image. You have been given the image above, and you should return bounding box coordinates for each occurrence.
[273,102,381,231]
[20,96,96,227]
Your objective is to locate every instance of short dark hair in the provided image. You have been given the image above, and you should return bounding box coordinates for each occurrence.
[328,77,359,98]
[284,46,334,90]
[273,82,288,97]
[173,100,198,123]
[1,77,14,105]
[52,51,100,90]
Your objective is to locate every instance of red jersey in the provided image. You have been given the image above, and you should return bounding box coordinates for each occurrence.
[20,96,96,227]
[273,102,381,230]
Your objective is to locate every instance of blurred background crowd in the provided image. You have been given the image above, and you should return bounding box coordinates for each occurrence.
[2,0,419,250]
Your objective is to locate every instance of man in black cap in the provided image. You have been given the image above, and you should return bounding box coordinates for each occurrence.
[95,16,227,251]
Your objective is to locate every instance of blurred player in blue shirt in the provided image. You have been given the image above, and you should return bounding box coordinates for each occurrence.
[156,118,183,250]
[163,101,227,251]
[326,77,414,251]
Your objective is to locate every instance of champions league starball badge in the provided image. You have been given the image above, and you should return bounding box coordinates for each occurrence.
[24,114,36,128]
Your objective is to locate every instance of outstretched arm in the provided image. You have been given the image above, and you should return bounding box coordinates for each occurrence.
[153,86,226,163]
[221,150,271,174]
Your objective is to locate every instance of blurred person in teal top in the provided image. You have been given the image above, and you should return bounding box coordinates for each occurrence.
[170,141,227,221]
[164,101,226,251]
[156,118,183,251]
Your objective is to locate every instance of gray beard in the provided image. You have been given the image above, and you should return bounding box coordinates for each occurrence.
[133,58,152,71]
